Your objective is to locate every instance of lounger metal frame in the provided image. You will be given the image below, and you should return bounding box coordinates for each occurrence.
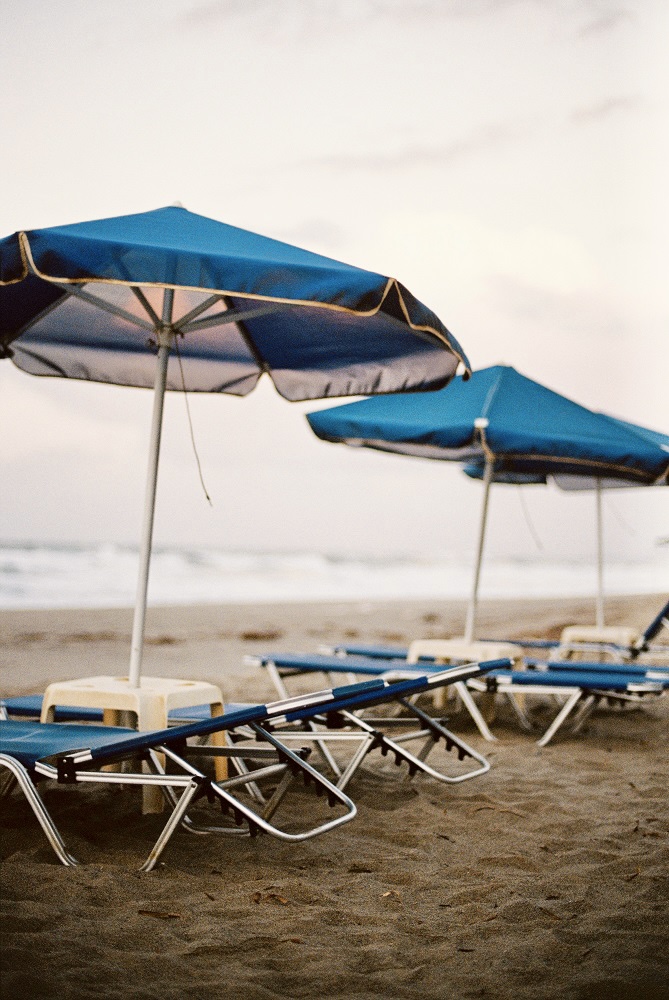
[0,721,357,870]
[246,655,499,778]
[467,674,665,746]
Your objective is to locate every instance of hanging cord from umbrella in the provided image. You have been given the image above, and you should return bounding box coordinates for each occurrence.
[604,493,638,537]
[173,335,212,506]
[517,487,544,550]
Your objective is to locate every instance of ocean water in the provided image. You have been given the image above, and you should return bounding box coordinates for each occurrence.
[0,542,665,610]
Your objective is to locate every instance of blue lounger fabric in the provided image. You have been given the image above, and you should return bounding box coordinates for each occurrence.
[1,696,250,722]
[528,661,669,678]
[1,667,501,768]
[483,669,667,692]
[1,720,138,770]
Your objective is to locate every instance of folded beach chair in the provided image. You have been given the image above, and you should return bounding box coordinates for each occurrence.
[0,667,502,869]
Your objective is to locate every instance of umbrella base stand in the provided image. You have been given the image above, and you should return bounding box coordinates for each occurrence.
[405,638,524,738]
[555,624,642,662]
[41,676,226,813]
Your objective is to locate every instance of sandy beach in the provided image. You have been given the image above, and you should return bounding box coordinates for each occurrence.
[1,593,667,1000]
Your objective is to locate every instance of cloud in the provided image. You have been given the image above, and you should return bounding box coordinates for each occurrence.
[176,0,535,37]
[269,220,349,255]
[179,0,269,26]
[569,95,642,125]
[576,7,635,38]
[307,123,530,173]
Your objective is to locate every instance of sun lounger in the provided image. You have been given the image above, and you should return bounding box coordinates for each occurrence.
[467,665,667,745]
[246,651,508,745]
[0,668,504,868]
[534,598,669,663]
[252,660,508,788]
[1,685,490,791]
[1,682,394,869]
[326,600,669,665]
[248,644,669,746]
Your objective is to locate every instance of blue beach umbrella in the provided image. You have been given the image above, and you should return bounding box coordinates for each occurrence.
[0,205,469,685]
[307,365,669,638]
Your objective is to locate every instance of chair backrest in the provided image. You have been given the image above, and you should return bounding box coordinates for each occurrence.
[51,664,505,766]
[631,598,669,658]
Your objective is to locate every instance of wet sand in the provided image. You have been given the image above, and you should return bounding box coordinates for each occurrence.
[1,594,668,999]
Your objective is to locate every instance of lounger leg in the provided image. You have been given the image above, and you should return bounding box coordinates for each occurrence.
[455,682,497,741]
[259,770,298,822]
[395,701,491,781]
[301,723,342,779]
[264,664,344,777]
[536,690,584,747]
[266,663,291,699]
[334,732,377,792]
[0,771,17,799]
[505,692,535,731]
[0,755,79,867]
[263,666,356,772]
[139,778,203,872]
[170,762,293,836]
[569,694,598,735]
[337,707,491,784]
[224,754,267,805]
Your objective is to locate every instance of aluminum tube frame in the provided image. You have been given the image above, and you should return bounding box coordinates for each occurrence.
[464,455,493,643]
[595,478,605,629]
[128,290,175,687]
[0,754,79,867]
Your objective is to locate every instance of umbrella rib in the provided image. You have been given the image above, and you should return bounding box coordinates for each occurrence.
[7,283,152,342]
[64,286,155,332]
[221,295,269,373]
[178,303,284,335]
[10,287,76,338]
[171,293,223,331]
[130,286,161,327]
[9,345,70,378]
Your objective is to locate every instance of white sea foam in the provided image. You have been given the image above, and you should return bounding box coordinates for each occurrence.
[0,542,664,610]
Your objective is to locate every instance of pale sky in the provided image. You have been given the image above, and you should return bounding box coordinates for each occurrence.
[1,0,667,568]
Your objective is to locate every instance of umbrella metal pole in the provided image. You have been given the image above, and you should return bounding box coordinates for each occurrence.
[595,478,605,628]
[464,454,493,644]
[129,293,174,688]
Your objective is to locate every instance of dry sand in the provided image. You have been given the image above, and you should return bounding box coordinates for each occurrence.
[1,594,668,1000]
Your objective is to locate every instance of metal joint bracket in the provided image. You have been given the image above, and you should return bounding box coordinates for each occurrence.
[56,755,79,784]
[157,325,176,349]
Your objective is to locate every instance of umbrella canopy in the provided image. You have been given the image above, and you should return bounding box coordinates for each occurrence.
[306,365,669,636]
[0,205,467,399]
[1,206,469,684]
